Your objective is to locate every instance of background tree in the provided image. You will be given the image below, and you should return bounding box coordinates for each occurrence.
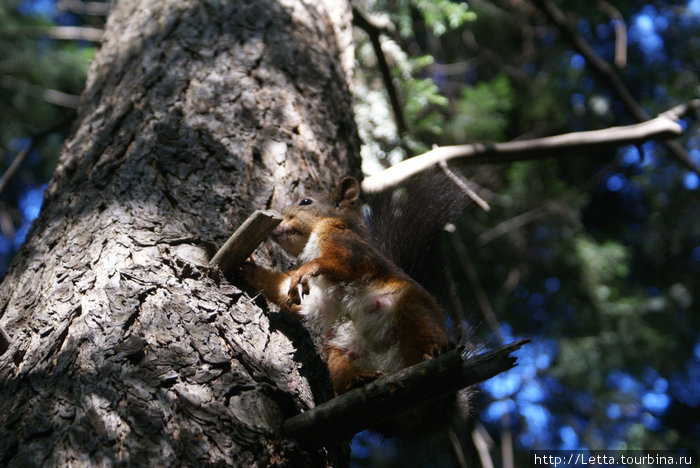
[1,0,699,467]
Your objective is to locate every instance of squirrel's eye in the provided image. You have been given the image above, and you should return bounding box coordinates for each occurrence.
[299,198,313,206]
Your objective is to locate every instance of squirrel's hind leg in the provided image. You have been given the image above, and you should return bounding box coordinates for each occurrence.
[326,345,384,395]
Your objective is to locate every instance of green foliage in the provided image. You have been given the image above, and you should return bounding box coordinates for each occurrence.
[362,0,474,37]
[400,75,447,148]
[355,0,477,155]
[447,74,514,142]
[407,0,475,36]
[572,237,628,300]
[504,159,571,202]
[399,55,450,148]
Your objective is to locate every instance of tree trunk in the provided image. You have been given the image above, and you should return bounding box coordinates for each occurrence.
[0,0,359,465]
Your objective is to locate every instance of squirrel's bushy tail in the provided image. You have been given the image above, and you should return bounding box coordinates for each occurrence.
[364,168,470,293]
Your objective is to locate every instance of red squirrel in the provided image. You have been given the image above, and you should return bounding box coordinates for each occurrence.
[242,177,452,395]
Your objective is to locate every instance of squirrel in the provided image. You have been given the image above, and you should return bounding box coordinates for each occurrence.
[242,175,463,396]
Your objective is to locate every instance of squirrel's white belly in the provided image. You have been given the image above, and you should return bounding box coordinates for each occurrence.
[297,276,403,374]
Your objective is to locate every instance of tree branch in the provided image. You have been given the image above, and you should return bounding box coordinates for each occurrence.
[282,339,529,447]
[472,423,497,468]
[0,112,76,196]
[361,100,700,194]
[440,161,490,211]
[209,210,282,276]
[476,202,565,246]
[0,26,104,42]
[597,0,627,69]
[448,228,502,341]
[0,145,33,198]
[57,0,111,16]
[530,0,700,176]
[0,76,81,108]
[352,8,408,137]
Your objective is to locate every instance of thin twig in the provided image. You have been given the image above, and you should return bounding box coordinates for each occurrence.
[597,0,627,68]
[476,203,563,246]
[449,429,469,468]
[472,423,496,468]
[0,76,81,108]
[443,261,469,344]
[448,229,502,342]
[427,59,476,76]
[0,112,76,196]
[0,26,104,42]
[501,412,514,468]
[439,160,490,211]
[0,145,33,197]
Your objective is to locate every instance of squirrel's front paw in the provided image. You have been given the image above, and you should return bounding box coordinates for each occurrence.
[286,263,319,305]
[286,274,306,306]
[287,275,309,309]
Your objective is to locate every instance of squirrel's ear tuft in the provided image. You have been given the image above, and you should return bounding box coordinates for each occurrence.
[332,176,360,207]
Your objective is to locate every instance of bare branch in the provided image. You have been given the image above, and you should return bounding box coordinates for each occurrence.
[531,0,700,175]
[597,0,627,68]
[0,76,81,108]
[40,88,82,108]
[0,145,33,197]
[1,26,104,42]
[352,8,408,137]
[501,412,515,468]
[472,423,496,468]
[0,113,76,196]
[209,210,283,276]
[531,0,640,120]
[282,340,528,447]
[476,202,566,246]
[448,228,502,341]
[444,255,471,343]
[440,161,491,211]
[449,429,469,468]
[361,100,700,194]
[427,59,476,76]
[57,0,111,16]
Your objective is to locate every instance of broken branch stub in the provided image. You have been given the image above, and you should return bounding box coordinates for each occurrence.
[209,209,283,276]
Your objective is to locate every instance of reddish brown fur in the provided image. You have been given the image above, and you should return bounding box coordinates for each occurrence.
[242,177,450,395]
[325,344,384,394]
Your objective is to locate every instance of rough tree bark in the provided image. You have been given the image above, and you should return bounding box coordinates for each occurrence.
[0,0,360,466]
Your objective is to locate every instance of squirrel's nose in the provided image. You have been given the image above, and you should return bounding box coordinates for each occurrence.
[271,223,295,239]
